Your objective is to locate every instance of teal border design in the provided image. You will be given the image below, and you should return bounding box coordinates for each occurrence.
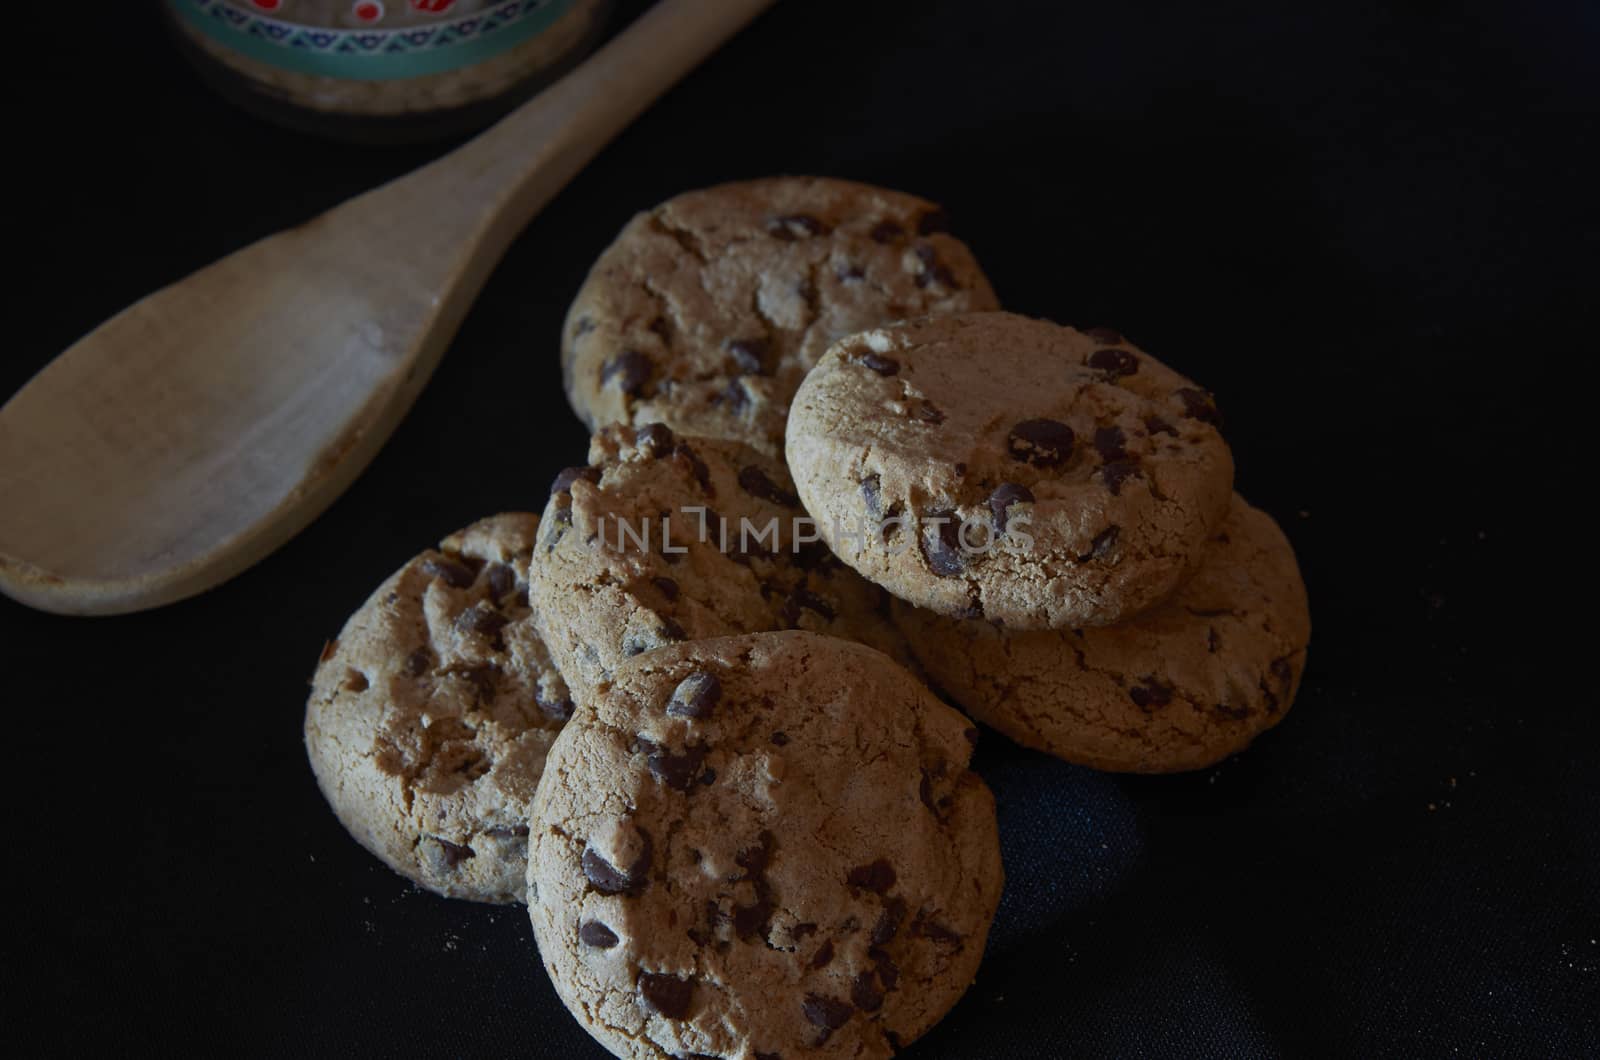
[171,0,577,81]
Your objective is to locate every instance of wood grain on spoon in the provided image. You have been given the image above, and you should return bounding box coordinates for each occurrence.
[0,0,773,616]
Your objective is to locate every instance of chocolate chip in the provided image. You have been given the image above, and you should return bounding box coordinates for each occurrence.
[1129,677,1175,711]
[736,831,776,878]
[402,647,433,678]
[456,604,508,646]
[601,350,652,396]
[871,897,907,945]
[846,859,897,894]
[1093,426,1128,461]
[733,899,774,940]
[579,921,619,949]
[920,508,966,577]
[767,213,829,240]
[550,465,601,497]
[672,444,713,495]
[1008,419,1075,467]
[868,220,904,243]
[1083,326,1123,344]
[667,671,721,719]
[771,731,789,746]
[572,315,596,339]
[726,338,771,375]
[1144,415,1178,437]
[791,922,817,940]
[988,482,1034,532]
[802,994,854,1030]
[1267,658,1295,713]
[912,910,965,949]
[718,378,750,414]
[870,946,900,991]
[651,577,680,603]
[912,242,957,288]
[343,670,368,693]
[582,832,651,896]
[917,207,951,235]
[1175,387,1223,427]
[809,939,835,970]
[738,465,800,508]
[837,263,865,282]
[856,352,900,376]
[636,423,676,457]
[484,563,516,602]
[1098,459,1142,496]
[648,744,709,792]
[860,474,883,519]
[421,556,475,589]
[1079,525,1120,562]
[851,972,885,1013]
[435,838,474,867]
[638,972,694,1019]
[797,276,820,311]
[1215,700,1252,720]
[658,615,687,642]
[916,401,946,425]
[450,663,500,704]
[1088,347,1139,377]
[1208,627,1222,654]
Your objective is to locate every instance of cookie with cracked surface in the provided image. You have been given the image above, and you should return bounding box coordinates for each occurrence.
[527,631,1003,1060]
[532,423,916,698]
[786,311,1235,629]
[561,176,1000,454]
[892,497,1310,772]
[305,514,573,903]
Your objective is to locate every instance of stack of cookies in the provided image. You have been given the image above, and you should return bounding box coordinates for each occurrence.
[304,176,1309,1058]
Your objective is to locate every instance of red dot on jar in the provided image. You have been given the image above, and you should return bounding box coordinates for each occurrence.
[411,0,457,11]
[353,0,385,20]
[251,0,283,10]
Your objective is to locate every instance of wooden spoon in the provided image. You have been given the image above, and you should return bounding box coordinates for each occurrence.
[0,0,773,617]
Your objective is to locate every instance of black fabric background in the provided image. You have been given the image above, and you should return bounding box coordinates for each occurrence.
[5,1,1598,1056]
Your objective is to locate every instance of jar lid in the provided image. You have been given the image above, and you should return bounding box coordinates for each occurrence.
[168,0,580,81]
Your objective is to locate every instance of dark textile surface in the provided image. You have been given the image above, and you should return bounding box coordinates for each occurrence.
[5,1,1596,1055]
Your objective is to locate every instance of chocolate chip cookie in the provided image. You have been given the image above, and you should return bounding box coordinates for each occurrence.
[527,631,1003,1059]
[786,312,1235,629]
[562,177,1000,454]
[892,497,1310,772]
[531,423,914,698]
[305,514,572,903]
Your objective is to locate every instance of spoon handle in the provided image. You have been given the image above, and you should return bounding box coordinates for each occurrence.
[474,0,779,225]
[366,0,778,269]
